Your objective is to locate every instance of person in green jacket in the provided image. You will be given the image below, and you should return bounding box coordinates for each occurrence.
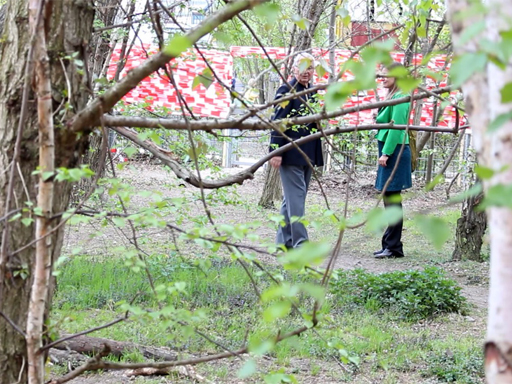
[373,64,412,259]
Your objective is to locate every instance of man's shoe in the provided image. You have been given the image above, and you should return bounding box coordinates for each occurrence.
[373,249,384,255]
[374,249,404,259]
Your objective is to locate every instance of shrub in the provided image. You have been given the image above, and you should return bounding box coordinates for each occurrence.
[424,348,484,383]
[330,267,467,320]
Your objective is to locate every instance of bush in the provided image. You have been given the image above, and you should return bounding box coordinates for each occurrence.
[424,348,484,383]
[330,267,467,320]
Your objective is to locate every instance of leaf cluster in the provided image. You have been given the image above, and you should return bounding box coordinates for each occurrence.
[330,267,467,320]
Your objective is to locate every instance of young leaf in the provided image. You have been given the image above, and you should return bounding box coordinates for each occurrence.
[263,301,292,322]
[500,82,512,103]
[474,165,495,180]
[324,82,350,112]
[489,111,512,132]
[164,34,192,56]
[449,52,487,86]
[480,183,512,209]
[415,215,450,249]
[238,359,257,379]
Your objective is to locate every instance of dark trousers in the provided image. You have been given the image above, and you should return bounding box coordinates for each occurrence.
[382,190,404,257]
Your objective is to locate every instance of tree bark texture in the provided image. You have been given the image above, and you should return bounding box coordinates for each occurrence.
[452,187,486,262]
[447,0,512,382]
[0,1,94,382]
[258,165,282,208]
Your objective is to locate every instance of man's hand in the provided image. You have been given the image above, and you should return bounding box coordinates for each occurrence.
[378,154,389,167]
[270,156,282,168]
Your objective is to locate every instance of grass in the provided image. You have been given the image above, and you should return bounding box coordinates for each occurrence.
[52,252,484,383]
[54,172,487,383]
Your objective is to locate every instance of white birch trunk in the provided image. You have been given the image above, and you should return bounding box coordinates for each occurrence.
[446,0,512,381]
[26,1,55,382]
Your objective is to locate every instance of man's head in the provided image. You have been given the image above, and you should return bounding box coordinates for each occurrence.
[292,53,315,86]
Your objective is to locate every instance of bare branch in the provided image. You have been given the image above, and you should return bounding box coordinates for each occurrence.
[103,85,455,132]
[69,0,269,133]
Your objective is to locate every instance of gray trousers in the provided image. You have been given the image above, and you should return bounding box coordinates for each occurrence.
[276,165,313,249]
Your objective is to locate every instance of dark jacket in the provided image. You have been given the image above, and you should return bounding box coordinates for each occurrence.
[269,78,324,167]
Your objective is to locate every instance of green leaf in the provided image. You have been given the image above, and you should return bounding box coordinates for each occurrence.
[249,338,275,356]
[458,20,486,45]
[238,359,257,379]
[480,183,512,209]
[449,183,483,203]
[263,301,292,322]
[254,3,280,26]
[396,77,420,93]
[324,82,350,112]
[415,215,450,249]
[124,147,137,158]
[366,206,403,233]
[291,14,310,30]
[501,82,512,103]
[112,217,126,227]
[449,53,487,86]
[474,165,495,180]
[9,213,22,222]
[278,241,330,270]
[164,34,192,56]
[42,171,54,181]
[21,217,34,227]
[489,111,512,132]
[425,174,444,191]
[192,68,214,90]
[298,283,325,301]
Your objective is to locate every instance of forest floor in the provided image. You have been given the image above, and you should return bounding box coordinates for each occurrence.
[51,162,489,384]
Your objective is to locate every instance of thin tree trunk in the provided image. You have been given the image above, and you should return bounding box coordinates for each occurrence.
[26,1,55,381]
[447,0,512,381]
[258,165,281,209]
[452,186,486,261]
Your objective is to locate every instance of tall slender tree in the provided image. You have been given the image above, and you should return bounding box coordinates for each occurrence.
[446,0,512,381]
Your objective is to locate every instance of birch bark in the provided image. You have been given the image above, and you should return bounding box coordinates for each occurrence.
[446,0,512,381]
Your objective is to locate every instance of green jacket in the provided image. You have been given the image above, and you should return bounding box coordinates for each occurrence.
[375,92,411,156]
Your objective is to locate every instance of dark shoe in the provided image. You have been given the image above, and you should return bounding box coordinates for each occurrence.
[373,249,384,255]
[374,249,404,259]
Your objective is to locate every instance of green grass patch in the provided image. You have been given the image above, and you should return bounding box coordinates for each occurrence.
[53,255,481,383]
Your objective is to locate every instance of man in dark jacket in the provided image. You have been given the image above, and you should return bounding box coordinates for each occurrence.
[269,52,324,250]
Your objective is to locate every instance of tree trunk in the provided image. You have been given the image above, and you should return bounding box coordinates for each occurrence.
[258,165,282,209]
[258,0,329,208]
[0,1,94,382]
[447,0,512,381]
[452,187,486,261]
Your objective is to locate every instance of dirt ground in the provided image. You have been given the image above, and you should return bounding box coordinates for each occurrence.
[58,162,489,384]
